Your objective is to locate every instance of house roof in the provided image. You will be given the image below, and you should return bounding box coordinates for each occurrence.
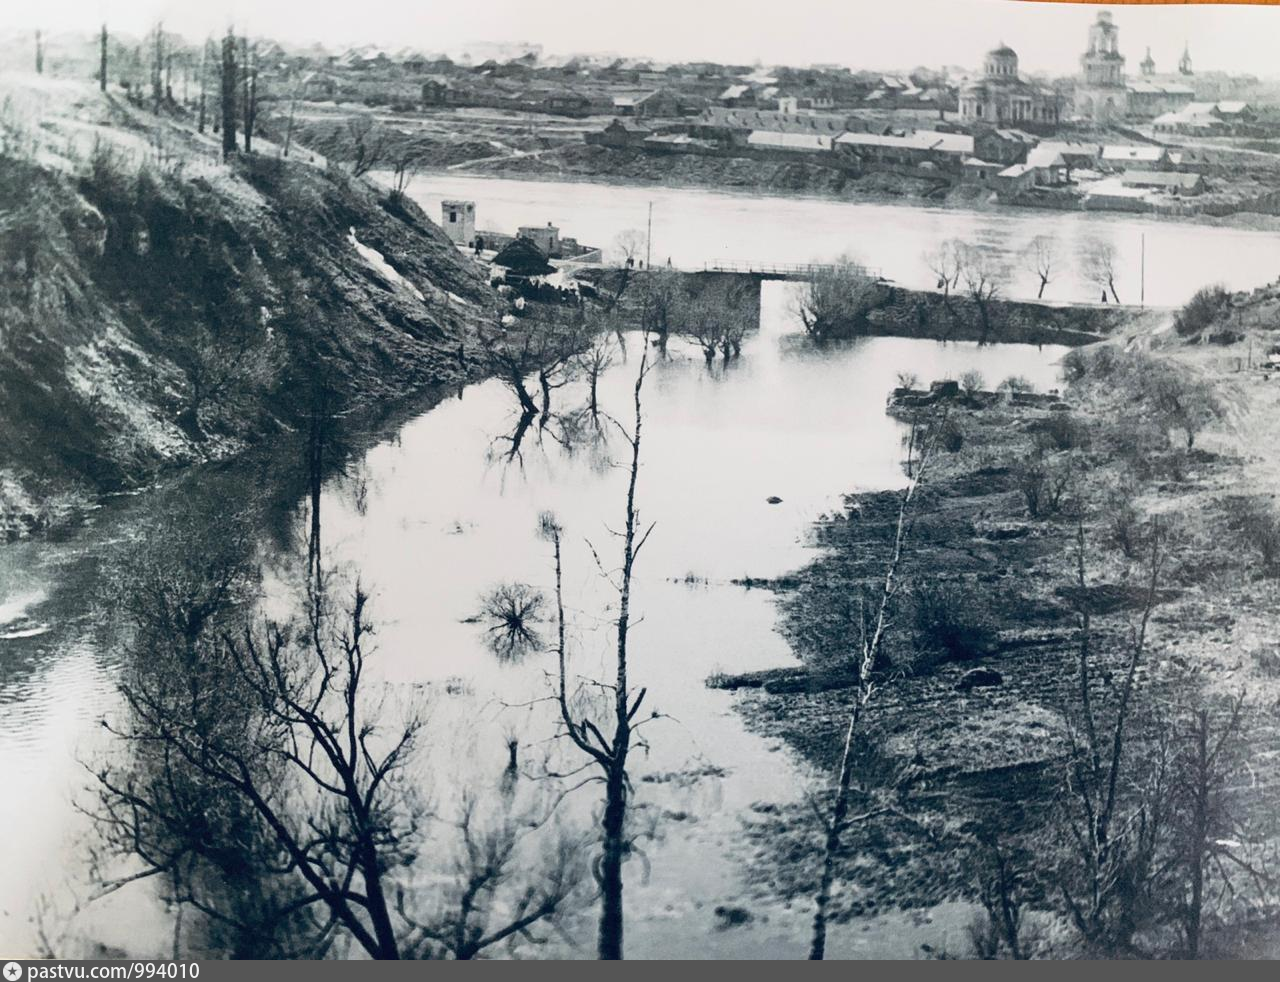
[1118,171,1204,189]
[606,118,652,133]
[999,163,1034,178]
[747,130,834,151]
[613,90,658,107]
[836,130,974,155]
[1102,145,1168,162]
[719,84,751,100]
[1216,100,1250,115]
[493,237,555,276]
[1026,147,1067,168]
[1127,80,1194,96]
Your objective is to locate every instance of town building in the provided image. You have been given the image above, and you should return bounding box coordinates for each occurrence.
[1101,144,1171,171]
[441,200,476,247]
[835,129,974,171]
[958,45,1060,125]
[1126,79,1195,121]
[590,118,654,148]
[1074,11,1128,122]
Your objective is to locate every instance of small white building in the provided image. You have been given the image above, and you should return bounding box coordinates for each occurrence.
[440,200,476,247]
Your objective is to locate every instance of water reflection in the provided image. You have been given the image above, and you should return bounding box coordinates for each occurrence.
[2,282,1078,957]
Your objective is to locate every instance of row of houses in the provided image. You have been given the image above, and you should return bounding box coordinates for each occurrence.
[589,109,1220,205]
[1152,100,1257,135]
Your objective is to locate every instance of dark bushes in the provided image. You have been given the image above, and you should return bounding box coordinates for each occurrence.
[1222,496,1280,573]
[908,581,998,667]
[1173,284,1232,339]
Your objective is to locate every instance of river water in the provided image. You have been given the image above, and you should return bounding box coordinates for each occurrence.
[2,176,1278,958]
[404,172,1280,306]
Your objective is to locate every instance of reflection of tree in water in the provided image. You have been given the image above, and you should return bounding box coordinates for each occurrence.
[73,446,590,958]
[476,582,545,663]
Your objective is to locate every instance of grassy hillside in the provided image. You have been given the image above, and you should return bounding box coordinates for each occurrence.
[0,76,496,539]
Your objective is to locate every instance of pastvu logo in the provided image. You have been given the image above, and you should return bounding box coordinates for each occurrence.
[3,962,22,982]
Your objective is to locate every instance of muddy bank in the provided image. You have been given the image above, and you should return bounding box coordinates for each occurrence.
[715,361,1280,923]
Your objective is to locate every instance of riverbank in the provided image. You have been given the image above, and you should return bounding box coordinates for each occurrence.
[711,308,1280,944]
[448,144,1280,233]
[0,75,500,542]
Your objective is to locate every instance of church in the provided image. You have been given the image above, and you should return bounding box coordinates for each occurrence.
[958,44,1061,125]
[1074,10,1128,122]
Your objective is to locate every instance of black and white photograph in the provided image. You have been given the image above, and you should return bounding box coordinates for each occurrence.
[4,0,1280,962]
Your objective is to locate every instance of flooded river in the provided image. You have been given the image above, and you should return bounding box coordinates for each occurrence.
[405,172,1280,306]
[3,176,1279,957]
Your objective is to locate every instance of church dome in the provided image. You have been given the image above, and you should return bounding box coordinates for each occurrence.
[983,43,1019,79]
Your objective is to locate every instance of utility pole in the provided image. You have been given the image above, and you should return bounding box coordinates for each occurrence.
[645,201,653,270]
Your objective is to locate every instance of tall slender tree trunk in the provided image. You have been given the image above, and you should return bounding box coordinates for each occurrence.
[220,29,237,158]
[197,41,208,133]
[241,37,252,153]
[99,25,108,91]
[35,30,44,74]
[598,763,628,960]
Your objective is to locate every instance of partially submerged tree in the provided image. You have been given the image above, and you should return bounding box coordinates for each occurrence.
[808,412,947,959]
[794,258,882,343]
[541,336,657,959]
[955,243,1002,341]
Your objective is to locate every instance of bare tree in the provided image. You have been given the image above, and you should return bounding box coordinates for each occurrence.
[1055,519,1165,955]
[923,239,963,305]
[542,336,657,960]
[575,327,616,418]
[240,36,258,154]
[794,257,881,343]
[1026,235,1055,300]
[35,29,44,75]
[389,142,423,200]
[808,412,944,959]
[341,115,393,178]
[955,243,1002,341]
[197,38,210,133]
[1083,242,1122,304]
[220,27,237,158]
[639,266,684,350]
[150,22,164,112]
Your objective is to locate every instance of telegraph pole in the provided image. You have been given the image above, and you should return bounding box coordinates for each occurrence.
[645,201,653,270]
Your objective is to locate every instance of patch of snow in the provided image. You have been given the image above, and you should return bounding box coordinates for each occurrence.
[0,590,45,628]
[1,625,51,641]
[347,227,426,301]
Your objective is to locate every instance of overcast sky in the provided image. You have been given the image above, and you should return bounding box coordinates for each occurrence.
[8,0,1280,77]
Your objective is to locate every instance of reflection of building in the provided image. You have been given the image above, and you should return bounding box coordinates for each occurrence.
[1075,10,1128,122]
[958,44,1060,124]
[440,200,475,247]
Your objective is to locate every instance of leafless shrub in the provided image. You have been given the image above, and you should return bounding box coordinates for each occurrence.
[478,582,546,661]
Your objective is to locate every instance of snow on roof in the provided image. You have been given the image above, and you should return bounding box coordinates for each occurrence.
[719,84,751,100]
[1216,100,1249,114]
[1118,171,1203,189]
[999,163,1034,178]
[835,130,974,155]
[1102,145,1167,162]
[1127,80,1194,95]
[613,90,658,107]
[1026,147,1067,168]
[747,130,834,151]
